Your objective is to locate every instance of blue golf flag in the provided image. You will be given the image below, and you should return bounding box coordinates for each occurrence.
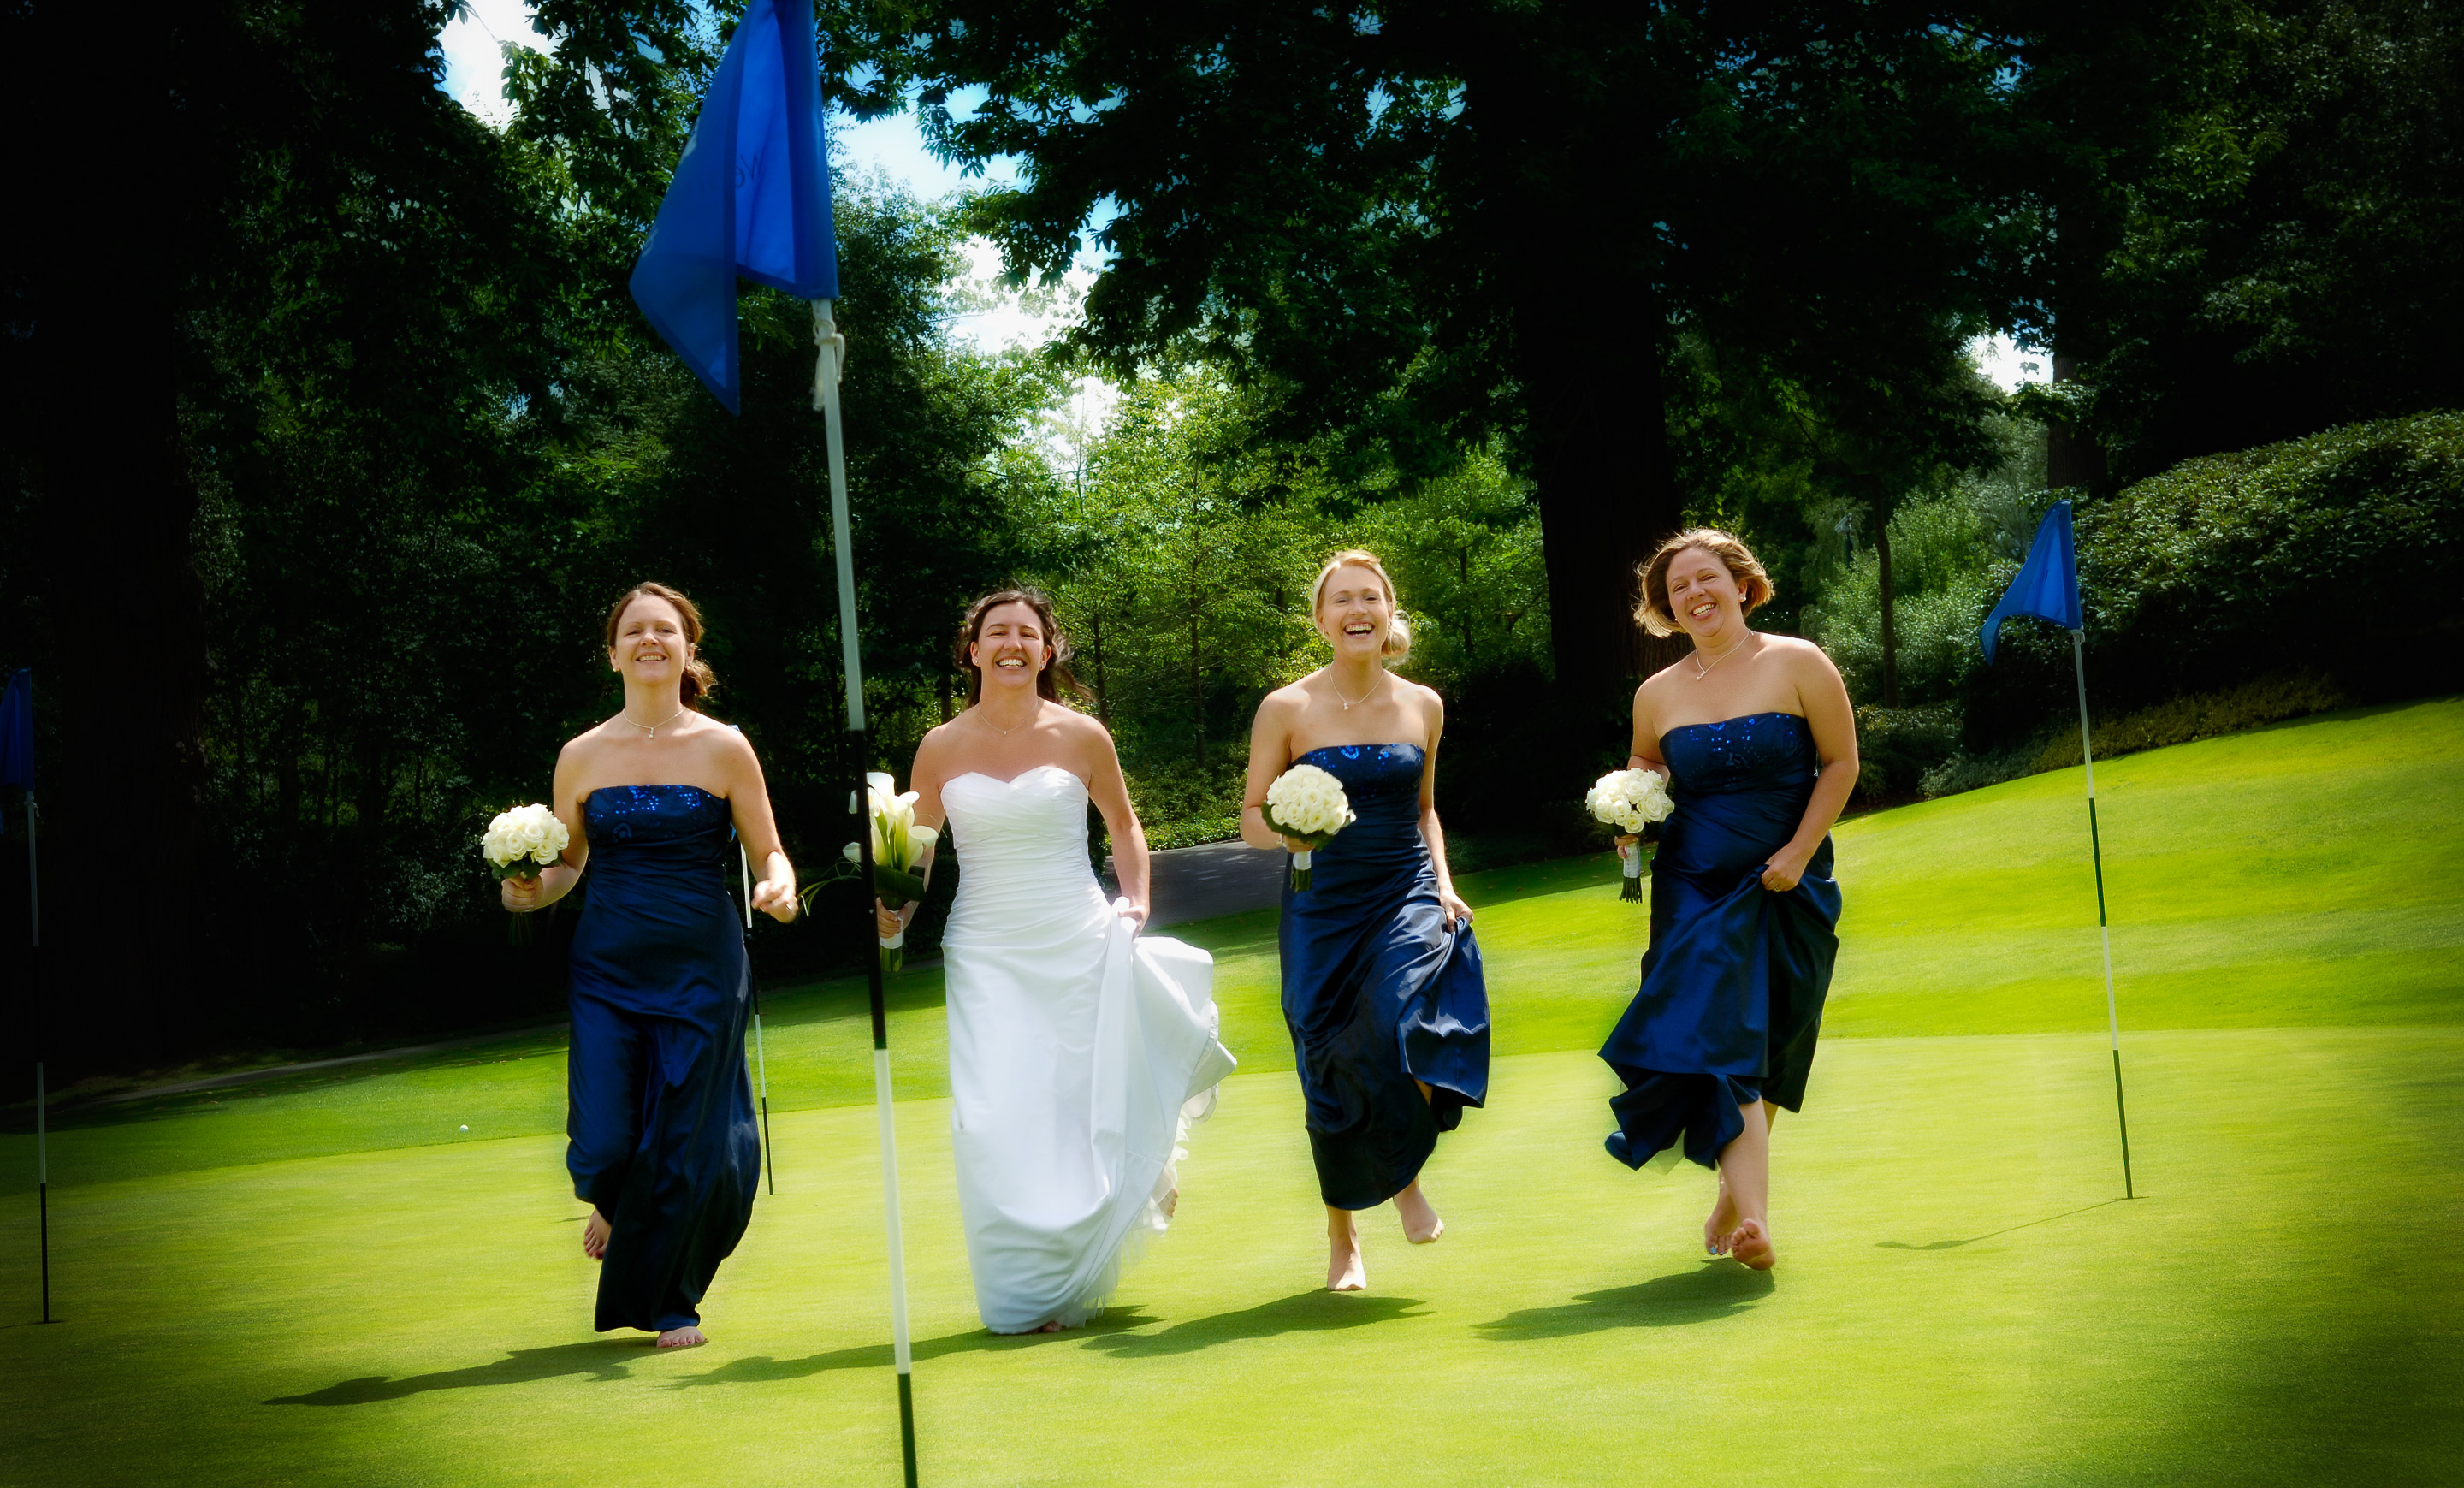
[1980,501,2082,663]
[629,0,840,413]
[0,670,30,791]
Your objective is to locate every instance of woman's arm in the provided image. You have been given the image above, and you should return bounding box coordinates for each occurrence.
[1626,680,1671,778]
[1239,690,1305,851]
[1417,690,1472,928]
[503,740,591,914]
[1761,641,1860,892]
[723,730,797,922]
[1085,724,1152,927]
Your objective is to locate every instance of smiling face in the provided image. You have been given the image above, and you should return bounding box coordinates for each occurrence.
[969,601,1051,693]
[608,595,691,686]
[1315,565,1393,661]
[1662,547,1749,644]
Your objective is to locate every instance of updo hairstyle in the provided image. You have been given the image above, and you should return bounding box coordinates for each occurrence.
[955,588,1092,705]
[604,581,718,708]
[1632,529,1775,637]
[1310,548,1413,662]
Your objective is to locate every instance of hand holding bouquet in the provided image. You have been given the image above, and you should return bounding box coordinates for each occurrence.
[1262,762,1355,891]
[483,803,570,885]
[1584,768,1673,902]
[849,771,938,975]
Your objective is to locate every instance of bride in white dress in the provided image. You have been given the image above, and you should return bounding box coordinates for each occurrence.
[880,589,1236,1333]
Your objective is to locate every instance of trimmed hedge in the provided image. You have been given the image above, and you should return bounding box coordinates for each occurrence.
[1963,410,2464,749]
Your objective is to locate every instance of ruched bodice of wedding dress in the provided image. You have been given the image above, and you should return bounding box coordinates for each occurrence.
[941,764,1236,1332]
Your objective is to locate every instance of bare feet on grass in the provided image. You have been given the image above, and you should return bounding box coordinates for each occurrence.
[1160,1185,1180,1220]
[583,1208,612,1260]
[656,1325,707,1349]
[1395,1181,1444,1245]
[1704,1181,1738,1256]
[1725,1218,1774,1272]
[1326,1208,1366,1292]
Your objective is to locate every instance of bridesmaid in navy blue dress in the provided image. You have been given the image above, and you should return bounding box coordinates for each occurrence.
[503,582,799,1348]
[1241,550,1490,1292]
[1600,531,1857,1272]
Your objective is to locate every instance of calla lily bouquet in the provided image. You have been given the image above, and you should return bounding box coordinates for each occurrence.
[1261,762,1354,892]
[1584,768,1674,902]
[849,771,936,975]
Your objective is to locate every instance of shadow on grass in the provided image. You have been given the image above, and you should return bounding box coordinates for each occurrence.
[1081,1290,1427,1358]
[265,1339,643,1404]
[660,1307,1166,1388]
[1875,1199,2126,1252]
[1477,1265,1772,1341]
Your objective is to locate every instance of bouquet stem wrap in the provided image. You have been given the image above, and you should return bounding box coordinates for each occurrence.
[1618,841,1644,902]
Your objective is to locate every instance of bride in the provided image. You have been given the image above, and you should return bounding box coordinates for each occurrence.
[882,588,1236,1333]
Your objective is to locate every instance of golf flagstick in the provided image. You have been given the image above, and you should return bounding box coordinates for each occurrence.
[739,842,774,1196]
[814,299,918,1487]
[2071,631,2134,1199]
[27,788,47,1322]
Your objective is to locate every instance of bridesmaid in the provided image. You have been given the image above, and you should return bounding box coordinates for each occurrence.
[503,581,797,1348]
[1240,549,1490,1292]
[1600,530,1857,1271]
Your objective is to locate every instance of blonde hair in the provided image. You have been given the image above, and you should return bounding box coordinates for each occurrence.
[1311,548,1413,661]
[1633,529,1775,637]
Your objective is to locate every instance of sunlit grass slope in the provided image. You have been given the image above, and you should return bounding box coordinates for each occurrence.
[0,698,2459,1484]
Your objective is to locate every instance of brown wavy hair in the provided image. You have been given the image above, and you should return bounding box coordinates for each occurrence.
[1633,529,1775,637]
[955,588,1091,705]
[604,581,719,709]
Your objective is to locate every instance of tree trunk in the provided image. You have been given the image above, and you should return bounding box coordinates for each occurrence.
[18,3,204,1066]
[1875,509,1900,708]
[1188,605,1205,771]
[1088,608,1109,730]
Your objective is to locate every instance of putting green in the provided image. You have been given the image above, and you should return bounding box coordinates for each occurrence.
[3,698,2459,1484]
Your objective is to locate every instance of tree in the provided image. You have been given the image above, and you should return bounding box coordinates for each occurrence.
[820,0,2100,691]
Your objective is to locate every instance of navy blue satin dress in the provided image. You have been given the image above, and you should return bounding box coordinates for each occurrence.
[566,785,759,1334]
[1278,744,1491,1211]
[1600,713,1841,1171]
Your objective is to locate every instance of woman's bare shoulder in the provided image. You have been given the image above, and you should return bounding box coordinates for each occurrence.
[1257,676,1316,719]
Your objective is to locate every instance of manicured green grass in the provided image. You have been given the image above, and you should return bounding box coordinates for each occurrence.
[3,698,2459,1484]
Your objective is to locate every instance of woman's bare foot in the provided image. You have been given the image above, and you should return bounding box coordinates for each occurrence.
[1326,1209,1366,1292]
[1034,1319,1069,1333]
[1725,1218,1774,1271]
[1395,1181,1444,1245]
[583,1209,612,1260]
[1159,1185,1179,1220]
[655,1325,707,1349]
[1703,1181,1738,1256]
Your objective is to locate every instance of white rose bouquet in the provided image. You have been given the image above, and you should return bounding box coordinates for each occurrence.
[482,803,569,882]
[1261,762,1355,891]
[846,771,938,975]
[1584,768,1673,902]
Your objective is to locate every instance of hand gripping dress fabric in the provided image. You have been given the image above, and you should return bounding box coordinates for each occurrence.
[1277,744,1491,1211]
[566,785,761,1333]
[941,766,1237,1333]
[1600,713,1841,1171]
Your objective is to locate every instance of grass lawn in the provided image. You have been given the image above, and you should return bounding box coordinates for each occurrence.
[3,697,2459,1484]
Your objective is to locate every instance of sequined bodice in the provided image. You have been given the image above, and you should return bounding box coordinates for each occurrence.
[1292,743,1424,814]
[583,785,733,885]
[1658,713,1818,800]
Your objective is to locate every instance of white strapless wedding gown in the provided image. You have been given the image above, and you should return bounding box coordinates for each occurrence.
[941,765,1237,1332]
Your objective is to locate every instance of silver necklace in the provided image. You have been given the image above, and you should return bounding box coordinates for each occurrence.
[1331,673,1382,711]
[1691,636,1754,680]
[980,707,1030,738]
[625,704,685,738]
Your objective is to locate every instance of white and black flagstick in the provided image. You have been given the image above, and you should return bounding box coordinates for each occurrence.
[2070,630,2135,1199]
[813,299,919,1487]
[26,788,48,1322]
[739,842,774,1196]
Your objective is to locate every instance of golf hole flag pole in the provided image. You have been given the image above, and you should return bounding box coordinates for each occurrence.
[738,839,775,1197]
[630,6,917,1480]
[1,668,48,1321]
[1980,501,2135,1200]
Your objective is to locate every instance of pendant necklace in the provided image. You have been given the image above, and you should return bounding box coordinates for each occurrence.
[625,704,685,738]
[1691,636,1754,681]
[1332,673,1381,711]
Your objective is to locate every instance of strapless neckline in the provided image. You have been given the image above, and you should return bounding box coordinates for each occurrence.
[947,764,1089,792]
[586,783,726,803]
[1657,711,1804,749]
[1294,742,1423,764]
